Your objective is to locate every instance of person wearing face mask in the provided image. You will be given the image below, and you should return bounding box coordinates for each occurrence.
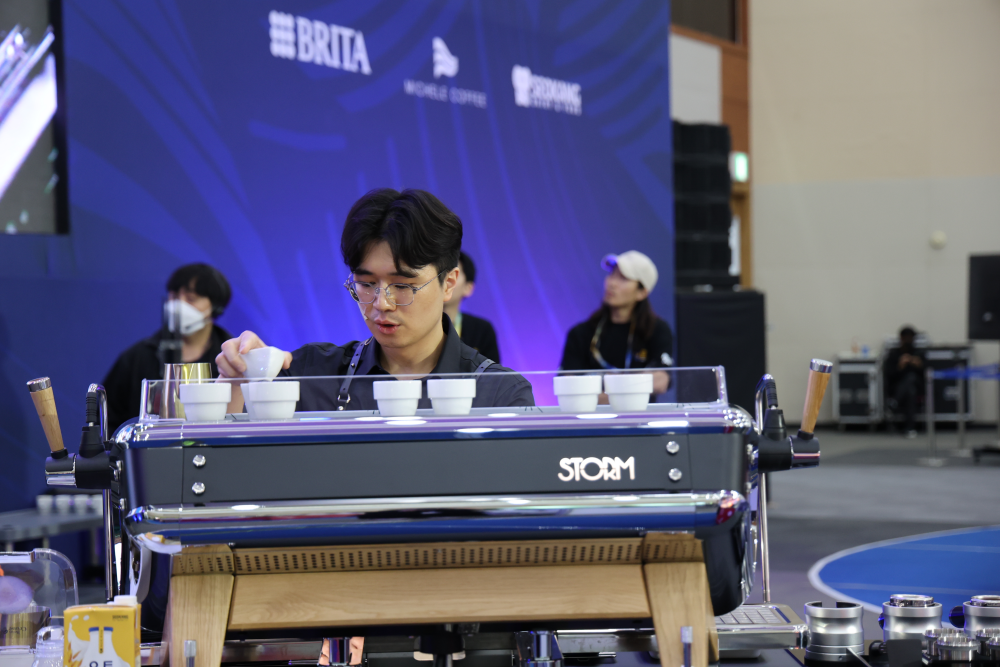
[216,188,533,412]
[102,263,233,434]
[559,251,673,397]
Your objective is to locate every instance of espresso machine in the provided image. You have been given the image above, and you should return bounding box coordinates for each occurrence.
[31,363,838,667]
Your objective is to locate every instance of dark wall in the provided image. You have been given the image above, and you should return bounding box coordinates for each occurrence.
[675,290,765,413]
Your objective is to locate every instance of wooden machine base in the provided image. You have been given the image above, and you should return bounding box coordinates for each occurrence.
[163,536,719,667]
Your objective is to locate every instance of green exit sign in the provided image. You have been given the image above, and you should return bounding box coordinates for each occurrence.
[730,152,749,182]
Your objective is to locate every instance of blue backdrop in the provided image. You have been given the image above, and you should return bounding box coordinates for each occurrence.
[0,0,673,511]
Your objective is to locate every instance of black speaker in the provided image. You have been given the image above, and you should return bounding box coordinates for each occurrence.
[969,255,1000,340]
[675,290,765,414]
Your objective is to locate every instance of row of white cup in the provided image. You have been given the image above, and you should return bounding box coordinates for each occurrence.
[374,378,476,416]
[554,373,654,413]
[177,373,656,421]
[37,494,104,515]
[180,381,300,421]
[181,346,298,420]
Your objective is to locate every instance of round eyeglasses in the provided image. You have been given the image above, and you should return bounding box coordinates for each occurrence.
[344,271,445,307]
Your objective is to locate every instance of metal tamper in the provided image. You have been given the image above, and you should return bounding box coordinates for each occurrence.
[951,595,1000,637]
[880,594,942,642]
[803,601,864,663]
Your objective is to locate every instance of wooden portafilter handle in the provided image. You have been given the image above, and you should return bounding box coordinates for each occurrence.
[800,359,833,435]
[27,377,67,458]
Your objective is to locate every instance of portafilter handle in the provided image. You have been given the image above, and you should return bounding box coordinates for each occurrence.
[799,359,833,436]
[28,377,67,459]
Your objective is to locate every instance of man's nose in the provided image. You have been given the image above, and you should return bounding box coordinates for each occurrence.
[375,288,395,310]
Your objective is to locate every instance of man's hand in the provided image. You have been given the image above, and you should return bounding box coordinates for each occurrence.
[898,353,924,370]
[216,331,292,378]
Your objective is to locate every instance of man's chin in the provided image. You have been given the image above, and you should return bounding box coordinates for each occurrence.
[366,322,406,347]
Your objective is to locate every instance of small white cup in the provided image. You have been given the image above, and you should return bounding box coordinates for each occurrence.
[73,494,90,514]
[54,495,72,514]
[604,373,653,412]
[241,346,285,379]
[179,382,232,422]
[373,380,422,417]
[245,381,300,419]
[553,375,603,413]
[36,495,54,515]
[427,379,477,416]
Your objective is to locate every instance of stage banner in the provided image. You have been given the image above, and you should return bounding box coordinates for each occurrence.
[65,0,673,370]
[0,0,672,509]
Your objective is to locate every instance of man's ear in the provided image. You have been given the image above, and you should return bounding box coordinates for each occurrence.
[463,282,476,299]
[441,267,460,302]
[636,286,649,302]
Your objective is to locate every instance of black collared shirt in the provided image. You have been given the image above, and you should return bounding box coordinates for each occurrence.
[457,312,501,364]
[280,315,534,411]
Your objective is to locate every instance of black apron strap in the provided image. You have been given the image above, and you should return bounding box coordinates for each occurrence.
[474,358,495,375]
[337,338,372,410]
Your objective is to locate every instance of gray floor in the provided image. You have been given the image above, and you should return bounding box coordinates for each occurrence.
[745,427,1000,638]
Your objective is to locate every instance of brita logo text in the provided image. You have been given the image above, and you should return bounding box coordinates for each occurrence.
[558,456,635,482]
[269,11,371,75]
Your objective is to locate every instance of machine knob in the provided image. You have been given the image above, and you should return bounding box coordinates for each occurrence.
[668,468,683,482]
[192,482,206,495]
[666,441,680,455]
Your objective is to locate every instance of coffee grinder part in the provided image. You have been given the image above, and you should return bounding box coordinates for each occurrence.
[975,628,1000,654]
[987,637,1000,661]
[961,596,1000,637]
[804,601,864,663]
[880,594,942,642]
[935,635,978,662]
[923,628,965,657]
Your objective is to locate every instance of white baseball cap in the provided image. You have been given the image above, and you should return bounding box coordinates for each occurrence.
[601,251,658,294]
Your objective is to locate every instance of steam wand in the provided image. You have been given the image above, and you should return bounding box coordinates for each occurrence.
[752,359,832,603]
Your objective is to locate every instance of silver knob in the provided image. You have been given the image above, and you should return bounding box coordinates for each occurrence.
[192,454,206,468]
[668,468,682,482]
[666,441,680,455]
[191,482,205,495]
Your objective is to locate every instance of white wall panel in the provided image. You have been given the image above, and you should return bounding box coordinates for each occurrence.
[669,34,721,124]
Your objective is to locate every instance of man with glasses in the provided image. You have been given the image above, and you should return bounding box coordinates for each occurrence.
[216,188,533,411]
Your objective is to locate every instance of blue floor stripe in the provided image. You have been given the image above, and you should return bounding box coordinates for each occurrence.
[811,525,1000,615]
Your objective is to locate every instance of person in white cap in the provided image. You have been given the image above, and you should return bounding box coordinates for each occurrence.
[559,251,673,395]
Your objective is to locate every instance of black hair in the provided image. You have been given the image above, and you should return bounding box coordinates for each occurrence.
[589,298,658,343]
[341,188,462,282]
[459,251,476,283]
[900,325,917,338]
[166,263,232,317]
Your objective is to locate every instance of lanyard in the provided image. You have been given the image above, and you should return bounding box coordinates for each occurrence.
[590,316,635,370]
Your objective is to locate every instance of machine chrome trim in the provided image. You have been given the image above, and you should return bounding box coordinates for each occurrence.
[810,359,834,374]
[45,457,75,486]
[87,383,109,444]
[124,404,751,443]
[125,491,745,553]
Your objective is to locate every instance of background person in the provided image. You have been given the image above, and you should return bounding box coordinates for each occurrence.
[442,251,501,363]
[560,251,673,395]
[102,263,233,434]
[884,325,925,437]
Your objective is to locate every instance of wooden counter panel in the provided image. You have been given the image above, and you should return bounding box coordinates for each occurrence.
[228,564,650,630]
